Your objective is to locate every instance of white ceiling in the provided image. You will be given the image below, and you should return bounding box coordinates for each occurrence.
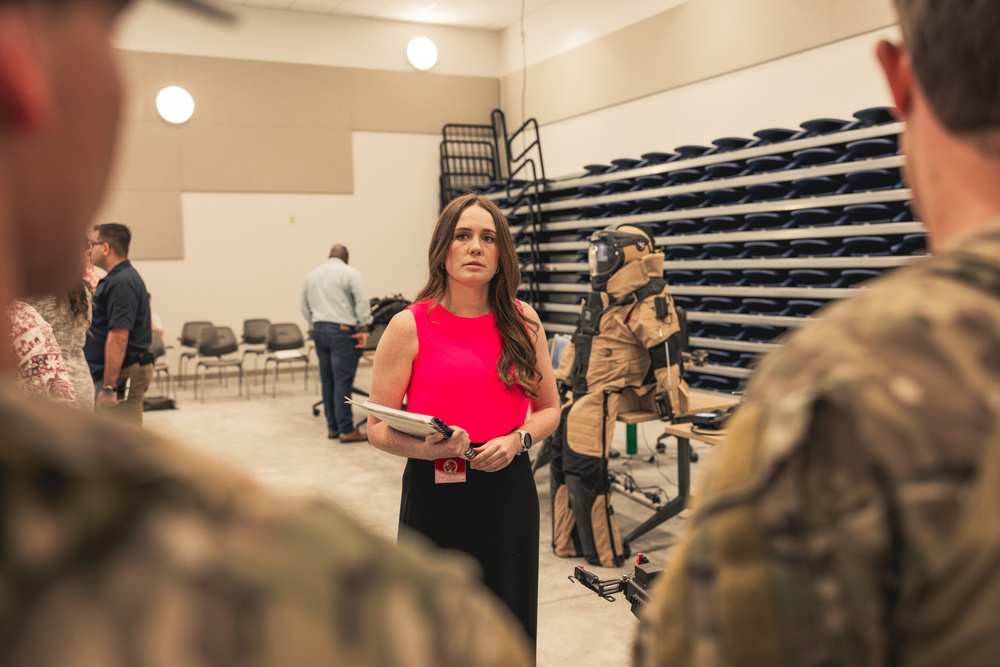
[219,0,563,30]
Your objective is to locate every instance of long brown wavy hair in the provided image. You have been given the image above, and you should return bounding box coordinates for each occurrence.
[414,193,541,399]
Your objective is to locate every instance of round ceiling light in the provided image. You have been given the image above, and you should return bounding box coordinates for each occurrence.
[156,86,195,124]
[406,36,438,71]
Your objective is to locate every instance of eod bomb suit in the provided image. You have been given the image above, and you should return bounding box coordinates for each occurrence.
[550,223,689,567]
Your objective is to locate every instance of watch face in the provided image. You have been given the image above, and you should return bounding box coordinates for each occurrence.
[521,430,532,450]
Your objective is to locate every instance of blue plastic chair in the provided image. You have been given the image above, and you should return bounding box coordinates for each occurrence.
[609,157,642,171]
[665,244,702,260]
[633,197,668,212]
[742,269,788,286]
[668,193,705,210]
[712,137,754,151]
[788,239,838,257]
[701,243,745,260]
[705,162,745,179]
[846,169,901,192]
[834,269,881,288]
[704,188,747,205]
[890,233,928,255]
[841,203,897,224]
[785,299,826,316]
[789,208,838,228]
[745,155,792,173]
[839,236,893,256]
[799,117,852,135]
[706,349,742,366]
[792,176,846,197]
[639,151,675,165]
[674,145,713,158]
[666,168,706,185]
[701,269,742,285]
[853,106,896,126]
[788,269,837,287]
[739,325,786,343]
[665,270,702,285]
[845,137,898,160]
[704,216,745,233]
[792,147,844,166]
[753,127,800,143]
[699,322,742,339]
[747,182,794,201]
[583,164,611,175]
[665,219,705,235]
[743,241,788,258]
[635,174,668,190]
[671,295,698,310]
[744,212,789,230]
[741,298,786,315]
[700,296,742,313]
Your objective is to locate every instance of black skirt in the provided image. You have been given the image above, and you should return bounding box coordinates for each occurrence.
[398,453,540,645]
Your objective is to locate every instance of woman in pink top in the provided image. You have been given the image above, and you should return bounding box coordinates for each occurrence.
[368,193,560,650]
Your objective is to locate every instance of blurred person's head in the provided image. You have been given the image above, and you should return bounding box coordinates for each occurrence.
[329,244,349,263]
[878,0,1000,244]
[89,222,130,269]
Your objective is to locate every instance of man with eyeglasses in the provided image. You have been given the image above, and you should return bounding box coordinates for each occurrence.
[0,0,532,664]
[84,222,154,423]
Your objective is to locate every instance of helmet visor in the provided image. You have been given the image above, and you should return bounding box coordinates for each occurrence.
[588,240,624,280]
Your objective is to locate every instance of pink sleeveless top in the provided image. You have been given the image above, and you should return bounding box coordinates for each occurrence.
[406,299,529,442]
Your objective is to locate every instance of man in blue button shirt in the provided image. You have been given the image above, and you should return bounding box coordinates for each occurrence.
[301,244,372,442]
[85,223,154,425]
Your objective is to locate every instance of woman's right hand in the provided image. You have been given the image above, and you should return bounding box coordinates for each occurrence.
[424,426,471,459]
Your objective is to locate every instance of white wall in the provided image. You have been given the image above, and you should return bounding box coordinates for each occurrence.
[537,26,900,176]
[115,2,502,77]
[132,131,440,367]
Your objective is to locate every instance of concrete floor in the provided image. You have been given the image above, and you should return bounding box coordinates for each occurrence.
[145,363,719,667]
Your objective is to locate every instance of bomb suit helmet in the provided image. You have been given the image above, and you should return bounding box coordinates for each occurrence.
[587,222,657,289]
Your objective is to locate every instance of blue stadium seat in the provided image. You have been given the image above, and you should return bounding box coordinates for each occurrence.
[741,298,786,315]
[747,182,794,201]
[846,169,901,192]
[853,106,896,126]
[603,179,634,194]
[745,155,792,173]
[672,295,698,310]
[701,269,742,285]
[578,205,607,219]
[841,203,897,224]
[799,117,853,134]
[706,349,742,366]
[699,322,741,339]
[705,162,745,179]
[665,219,705,235]
[701,243,745,259]
[712,137,754,151]
[633,197,668,212]
[674,145,713,157]
[890,233,928,255]
[665,244,702,260]
[737,352,761,369]
[791,176,846,197]
[704,188,747,205]
[666,168,706,184]
[609,157,642,171]
[792,147,844,166]
[578,183,605,197]
[738,325,786,343]
[700,296,741,312]
[668,192,706,209]
[690,374,741,392]
[639,151,675,165]
[789,208,838,227]
[788,239,838,257]
[839,236,893,256]
[665,270,701,285]
[704,216,745,233]
[744,212,789,230]
[788,269,837,287]
[583,164,611,175]
[845,137,898,160]
[742,269,788,286]
[753,127,800,143]
[785,299,825,316]
[834,269,881,288]
[894,201,917,222]
[635,174,669,189]
[743,241,788,258]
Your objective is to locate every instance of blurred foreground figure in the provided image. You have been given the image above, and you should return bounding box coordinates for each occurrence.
[635,1,1000,665]
[0,0,531,664]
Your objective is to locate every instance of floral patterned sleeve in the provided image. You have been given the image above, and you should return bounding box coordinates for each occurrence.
[8,301,76,403]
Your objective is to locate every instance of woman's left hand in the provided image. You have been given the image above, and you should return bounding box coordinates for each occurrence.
[469,432,521,472]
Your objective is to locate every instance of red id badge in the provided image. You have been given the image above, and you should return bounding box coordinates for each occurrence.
[434,457,467,484]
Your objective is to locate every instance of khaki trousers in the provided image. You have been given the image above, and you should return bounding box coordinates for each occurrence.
[99,362,154,426]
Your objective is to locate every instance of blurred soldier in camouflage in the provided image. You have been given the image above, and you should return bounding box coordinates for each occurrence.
[635,0,1000,665]
[0,0,532,665]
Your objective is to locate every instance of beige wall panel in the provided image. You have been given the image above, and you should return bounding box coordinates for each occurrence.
[110,120,182,192]
[179,124,353,193]
[97,190,184,260]
[503,0,897,124]
[174,55,353,129]
[119,50,180,122]
[350,70,499,133]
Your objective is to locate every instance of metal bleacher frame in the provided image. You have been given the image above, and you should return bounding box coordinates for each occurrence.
[491,115,923,393]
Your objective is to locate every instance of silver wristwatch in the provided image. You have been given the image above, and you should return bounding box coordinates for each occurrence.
[515,429,532,454]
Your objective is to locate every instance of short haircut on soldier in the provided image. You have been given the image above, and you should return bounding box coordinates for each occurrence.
[893,0,1000,144]
[95,223,132,257]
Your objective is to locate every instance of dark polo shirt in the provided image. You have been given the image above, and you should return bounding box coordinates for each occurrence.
[85,260,153,380]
